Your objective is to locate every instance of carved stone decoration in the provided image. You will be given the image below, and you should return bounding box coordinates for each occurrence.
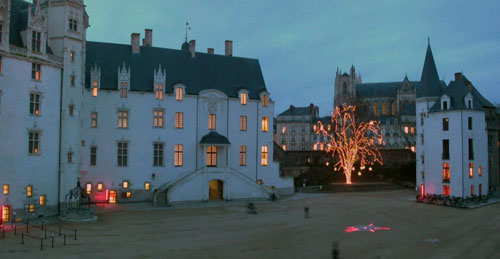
[154,64,166,85]
[206,92,221,114]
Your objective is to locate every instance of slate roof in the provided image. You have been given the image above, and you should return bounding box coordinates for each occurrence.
[417,42,443,98]
[429,75,495,112]
[277,106,314,117]
[356,81,419,98]
[199,131,231,145]
[85,41,268,99]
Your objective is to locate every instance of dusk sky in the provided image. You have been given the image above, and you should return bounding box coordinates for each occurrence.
[85,0,500,116]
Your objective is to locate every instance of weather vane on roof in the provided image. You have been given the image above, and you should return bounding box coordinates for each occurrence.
[185,21,191,42]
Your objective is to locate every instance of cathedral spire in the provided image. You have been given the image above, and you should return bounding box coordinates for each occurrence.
[417,39,442,98]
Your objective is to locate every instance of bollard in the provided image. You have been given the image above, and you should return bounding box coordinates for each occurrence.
[63,234,66,246]
[44,229,47,239]
[21,233,24,244]
[14,225,16,236]
[51,234,54,248]
[304,207,309,218]
[74,228,77,240]
[26,218,29,233]
[41,221,44,230]
[331,241,339,259]
[58,225,61,236]
[40,238,43,250]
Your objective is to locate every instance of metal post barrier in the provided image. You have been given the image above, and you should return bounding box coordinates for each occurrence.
[74,228,77,240]
[51,234,54,248]
[63,234,66,246]
[26,218,29,233]
[21,233,24,244]
[14,225,16,235]
[58,226,61,236]
[44,229,47,239]
[41,221,44,230]
[40,238,43,250]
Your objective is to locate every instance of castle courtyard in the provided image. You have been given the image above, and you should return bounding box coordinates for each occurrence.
[1,190,499,258]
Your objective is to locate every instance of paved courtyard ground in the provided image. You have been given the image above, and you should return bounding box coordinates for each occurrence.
[1,189,499,258]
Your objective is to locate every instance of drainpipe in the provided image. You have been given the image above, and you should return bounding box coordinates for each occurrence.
[196,96,199,171]
[461,110,464,198]
[57,68,64,215]
[256,100,259,181]
[226,98,229,167]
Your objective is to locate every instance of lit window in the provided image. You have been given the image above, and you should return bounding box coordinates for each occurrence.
[120,82,128,98]
[378,138,383,145]
[411,146,415,152]
[261,146,268,166]
[471,185,474,196]
[391,101,396,116]
[175,112,184,129]
[32,31,41,52]
[3,184,9,195]
[2,205,10,223]
[262,94,268,107]
[27,185,33,197]
[70,51,75,62]
[240,145,247,166]
[126,192,132,198]
[382,102,387,115]
[373,102,378,116]
[240,92,247,105]
[240,116,247,131]
[404,126,409,134]
[442,163,450,182]
[174,144,183,166]
[118,111,128,128]
[282,144,287,151]
[176,87,183,101]
[32,63,41,80]
[97,182,103,192]
[28,204,35,213]
[153,109,164,128]
[91,112,98,128]
[28,131,40,154]
[92,81,98,97]
[109,190,116,203]
[70,75,75,86]
[69,104,74,116]
[443,185,450,196]
[155,84,163,100]
[153,142,164,167]
[90,146,97,165]
[478,166,482,177]
[411,127,415,134]
[144,182,150,191]
[209,114,216,130]
[67,152,73,163]
[117,141,128,167]
[262,117,268,132]
[86,183,92,194]
[282,126,286,133]
[30,93,41,115]
[122,181,129,189]
[469,163,474,178]
[206,146,217,167]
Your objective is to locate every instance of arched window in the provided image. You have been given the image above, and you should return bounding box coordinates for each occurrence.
[373,102,378,117]
[343,82,347,94]
[382,102,387,116]
[391,101,396,116]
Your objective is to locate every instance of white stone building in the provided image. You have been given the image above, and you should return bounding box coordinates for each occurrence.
[416,42,493,198]
[0,0,292,223]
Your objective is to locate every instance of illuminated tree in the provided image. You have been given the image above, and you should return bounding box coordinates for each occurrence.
[315,105,383,184]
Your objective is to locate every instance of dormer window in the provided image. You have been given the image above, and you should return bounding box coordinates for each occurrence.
[176,87,183,101]
[92,81,98,97]
[240,92,247,105]
[155,84,163,100]
[120,82,128,98]
[262,94,269,107]
[465,94,473,109]
[32,31,41,52]
[442,101,448,110]
[69,18,78,32]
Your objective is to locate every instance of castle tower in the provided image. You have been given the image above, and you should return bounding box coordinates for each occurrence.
[333,65,360,108]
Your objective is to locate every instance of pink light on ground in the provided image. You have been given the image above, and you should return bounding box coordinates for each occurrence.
[344,223,391,233]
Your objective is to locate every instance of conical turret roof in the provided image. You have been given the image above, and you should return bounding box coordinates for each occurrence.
[417,41,442,98]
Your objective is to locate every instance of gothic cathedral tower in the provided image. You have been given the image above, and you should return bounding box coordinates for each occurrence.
[333,64,361,108]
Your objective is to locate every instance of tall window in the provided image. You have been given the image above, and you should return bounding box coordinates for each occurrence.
[442,163,450,182]
[32,31,41,52]
[2,205,9,223]
[209,114,216,130]
[263,94,269,107]
[239,145,246,166]
[39,195,46,206]
[391,101,396,116]
[0,56,2,74]
[32,63,41,80]
[155,84,163,100]
[442,139,449,160]
[117,142,128,167]
[176,87,183,101]
[70,51,75,62]
[86,183,92,194]
[206,146,217,167]
[92,81,98,97]
[478,166,482,177]
[382,102,387,116]
[468,117,472,130]
[442,101,448,110]
[67,151,73,163]
[29,93,41,115]
[3,184,9,195]
[261,146,268,166]
[240,116,247,131]
[240,92,247,105]
[282,126,286,133]
[91,112,98,128]
[469,163,474,178]
[174,144,183,166]
[118,111,128,128]
[175,112,184,128]
[69,18,78,31]
[120,82,128,98]
[28,131,40,154]
[468,139,474,160]
[261,117,268,132]
[373,102,378,116]
[153,109,164,128]
[442,118,449,131]
[27,185,33,197]
[443,185,450,197]
[471,185,474,196]
[90,146,97,166]
[69,105,74,116]
[70,75,75,86]
[153,142,164,167]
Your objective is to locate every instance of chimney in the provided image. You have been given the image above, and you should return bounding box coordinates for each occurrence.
[131,33,140,54]
[225,40,233,56]
[144,29,152,47]
[142,38,146,46]
[289,105,295,111]
[455,72,462,81]
[309,103,314,111]
[207,48,214,54]
[189,40,196,57]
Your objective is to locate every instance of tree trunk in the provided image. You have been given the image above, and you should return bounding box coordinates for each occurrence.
[344,171,352,184]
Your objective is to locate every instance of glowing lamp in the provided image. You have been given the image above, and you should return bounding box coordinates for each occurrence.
[325,162,329,166]
[126,192,132,198]
[369,167,372,171]
[358,172,361,176]
[257,179,263,185]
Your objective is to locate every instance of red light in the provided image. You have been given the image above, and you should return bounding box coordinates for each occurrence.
[105,189,109,202]
[420,184,425,198]
[345,223,390,233]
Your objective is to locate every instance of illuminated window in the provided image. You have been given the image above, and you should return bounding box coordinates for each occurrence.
[28,204,35,213]
[478,166,482,177]
[382,102,387,116]
[176,87,183,101]
[91,112,98,128]
[175,112,184,129]
[479,184,483,196]
[206,146,217,167]
[313,144,317,151]
[153,142,164,167]
[3,184,9,195]
[153,109,164,128]
[471,185,474,196]
[90,146,97,166]
[261,146,268,166]
[443,185,450,196]
[411,146,415,152]
[109,190,117,203]
[118,111,128,128]
[70,51,75,62]
[378,138,383,145]
[32,63,41,80]
[209,114,216,130]
[442,163,450,182]
[70,75,75,86]
[32,31,41,52]
[117,141,128,167]
[240,92,247,105]
[373,102,378,116]
[469,163,474,178]
[404,126,409,134]
[28,131,40,154]
[27,185,33,197]
[69,104,74,116]
[120,82,128,98]
[239,145,246,166]
[262,94,268,107]
[92,81,98,97]
[2,206,10,223]
[282,144,287,151]
[122,181,129,189]
[155,84,164,100]
[411,127,415,134]
[144,182,150,191]
[282,126,286,133]
[391,101,396,116]
[262,117,268,132]
[86,183,92,194]
[29,93,41,115]
[126,191,132,198]
[97,182,103,192]
[240,116,247,131]
[67,151,73,163]
[174,144,183,166]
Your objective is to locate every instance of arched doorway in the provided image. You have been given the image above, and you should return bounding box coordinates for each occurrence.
[209,180,224,201]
